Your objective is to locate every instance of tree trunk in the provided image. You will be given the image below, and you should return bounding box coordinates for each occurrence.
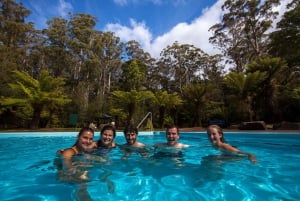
[158,106,165,128]
[30,104,43,129]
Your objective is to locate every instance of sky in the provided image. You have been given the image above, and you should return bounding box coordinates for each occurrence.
[18,0,292,59]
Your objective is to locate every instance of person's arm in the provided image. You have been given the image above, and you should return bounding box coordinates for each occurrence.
[61,148,76,171]
[179,143,189,148]
[58,147,90,181]
[236,150,258,163]
[220,143,258,163]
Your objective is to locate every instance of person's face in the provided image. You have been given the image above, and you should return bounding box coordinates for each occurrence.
[101,129,114,146]
[166,127,179,144]
[77,131,94,150]
[125,132,137,145]
[207,127,222,145]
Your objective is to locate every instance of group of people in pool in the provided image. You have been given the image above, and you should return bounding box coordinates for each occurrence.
[57,124,257,180]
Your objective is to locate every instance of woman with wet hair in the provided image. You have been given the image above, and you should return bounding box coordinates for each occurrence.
[207,125,257,163]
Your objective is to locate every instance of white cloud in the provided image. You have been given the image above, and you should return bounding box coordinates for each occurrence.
[271,0,293,29]
[106,0,223,59]
[149,1,224,58]
[105,0,293,59]
[105,19,153,52]
[57,0,73,18]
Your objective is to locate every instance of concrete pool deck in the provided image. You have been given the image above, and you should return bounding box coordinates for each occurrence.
[179,127,300,133]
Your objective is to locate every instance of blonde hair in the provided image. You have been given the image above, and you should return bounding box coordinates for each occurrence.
[207,124,225,143]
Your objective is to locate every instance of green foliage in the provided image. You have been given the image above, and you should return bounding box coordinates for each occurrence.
[111,90,154,124]
[1,0,300,128]
[159,41,208,94]
[209,0,280,71]
[277,85,300,121]
[120,59,147,91]
[268,2,300,68]
[152,90,182,128]
[224,71,267,121]
[0,70,71,128]
[225,72,266,94]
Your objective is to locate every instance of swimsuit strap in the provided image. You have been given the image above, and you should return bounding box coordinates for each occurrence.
[71,146,79,155]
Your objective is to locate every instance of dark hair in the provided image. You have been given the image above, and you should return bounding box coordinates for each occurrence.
[100,124,116,138]
[124,124,138,135]
[73,127,95,146]
[166,125,179,134]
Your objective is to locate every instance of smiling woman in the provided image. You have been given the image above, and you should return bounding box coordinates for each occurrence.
[57,127,94,168]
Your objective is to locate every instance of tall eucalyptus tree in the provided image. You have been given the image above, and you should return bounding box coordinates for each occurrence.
[43,17,72,77]
[268,0,300,81]
[124,40,157,91]
[209,0,280,72]
[91,31,123,95]
[0,0,34,96]
[159,41,208,95]
[267,1,300,122]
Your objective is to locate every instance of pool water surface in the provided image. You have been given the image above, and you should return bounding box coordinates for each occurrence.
[0,132,299,201]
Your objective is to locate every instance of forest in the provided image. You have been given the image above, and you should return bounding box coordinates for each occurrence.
[0,0,299,129]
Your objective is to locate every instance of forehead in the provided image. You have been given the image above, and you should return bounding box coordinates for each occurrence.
[208,127,219,133]
[125,131,137,134]
[102,129,114,135]
[125,132,137,137]
[79,131,93,137]
[167,127,178,133]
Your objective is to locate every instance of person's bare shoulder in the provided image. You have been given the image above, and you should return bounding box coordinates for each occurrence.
[111,142,117,148]
[61,148,76,158]
[176,143,189,148]
[181,143,189,148]
[221,143,239,152]
[135,142,145,148]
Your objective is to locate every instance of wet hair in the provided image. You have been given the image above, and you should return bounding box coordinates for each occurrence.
[73,127,95,146]
[97,125,116,147]
[124,124,138,135]
[100,124,116,138]
[165,125,179,134]
[207,124,225,143]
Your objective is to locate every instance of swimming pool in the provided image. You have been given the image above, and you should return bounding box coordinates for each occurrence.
[0,131,299,201]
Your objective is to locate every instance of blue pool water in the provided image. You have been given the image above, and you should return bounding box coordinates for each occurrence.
[0,131,299,201]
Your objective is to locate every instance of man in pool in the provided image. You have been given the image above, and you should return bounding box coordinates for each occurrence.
[119,124,149,159]
[152,125,188,166]
[154,125,189,149]
[121,124,145,148]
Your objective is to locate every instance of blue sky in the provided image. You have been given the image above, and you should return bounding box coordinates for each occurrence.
[18,0,291,59]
